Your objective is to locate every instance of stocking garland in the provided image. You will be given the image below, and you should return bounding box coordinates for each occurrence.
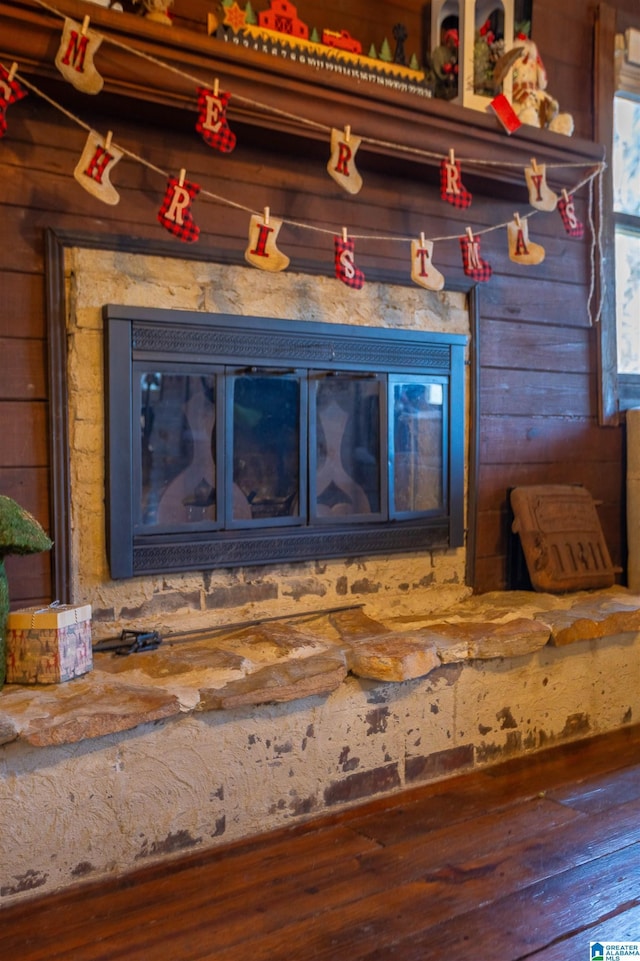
[0,64,27,138]
[158,172,201,243]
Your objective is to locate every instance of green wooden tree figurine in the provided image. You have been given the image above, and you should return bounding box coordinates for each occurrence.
[379,37,393,63]
[244,1,257,25]
[0,496,52,687]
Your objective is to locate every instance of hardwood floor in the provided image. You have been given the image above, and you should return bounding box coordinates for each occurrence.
[2,725,640,961]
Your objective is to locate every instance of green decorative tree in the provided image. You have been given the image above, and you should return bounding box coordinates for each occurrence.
[368,43,378,59]
[244,1,257,25]
[409,52,419,70]
[310,27,320,43]
[379,37,392,63]
[0,496,52,687]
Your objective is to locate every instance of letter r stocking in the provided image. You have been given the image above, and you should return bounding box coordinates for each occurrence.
[157,175,201,243]
[440,157,472,208]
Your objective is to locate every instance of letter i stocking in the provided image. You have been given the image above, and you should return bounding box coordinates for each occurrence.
[245,210,290,272]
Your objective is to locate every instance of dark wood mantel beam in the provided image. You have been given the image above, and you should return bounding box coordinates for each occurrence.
[0,0,604,186]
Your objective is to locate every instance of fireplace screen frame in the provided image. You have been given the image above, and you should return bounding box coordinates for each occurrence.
[104,305,466,578]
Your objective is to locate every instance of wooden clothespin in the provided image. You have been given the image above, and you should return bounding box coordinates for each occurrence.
[7,62,18,82]
[420,232,427,248]
[81,15,90,36]
[344,125,351,143]
[449,148,455,165]
[466,226,475,242]
[213,78,219,97]
[263,206,270,225]
[178,168,186,187]
[514,212,521,227]
[342,227,348,243]
[562,188,570,202]
[105,130,113,150]
[530,157,539,174]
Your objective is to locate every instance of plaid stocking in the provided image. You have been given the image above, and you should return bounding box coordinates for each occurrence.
[158,175,201,243]
[196,87,236,154]
[459,233,492,282]
[0,65,27,138]
[440,157,472,208]
[334,235,365,289]
[558,193,584,239]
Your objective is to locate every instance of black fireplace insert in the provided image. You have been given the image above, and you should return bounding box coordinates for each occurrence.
[104,305,466,578]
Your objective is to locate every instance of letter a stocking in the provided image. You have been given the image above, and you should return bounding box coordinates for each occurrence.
[334,234,365,289]
[507,216,545,265]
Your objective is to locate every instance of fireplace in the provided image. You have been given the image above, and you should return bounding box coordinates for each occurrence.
[104,306,466,578]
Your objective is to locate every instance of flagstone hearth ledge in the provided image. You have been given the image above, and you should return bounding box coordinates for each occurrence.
[2,587,640,750]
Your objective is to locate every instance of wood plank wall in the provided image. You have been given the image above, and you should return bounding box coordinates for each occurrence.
[0,0,634,606]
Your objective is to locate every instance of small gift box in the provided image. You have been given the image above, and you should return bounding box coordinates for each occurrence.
[5,603,92,684]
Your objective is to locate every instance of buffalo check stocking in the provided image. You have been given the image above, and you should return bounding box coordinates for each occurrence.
[196,87,236,154]
[334,233,365,289]
[0,65,27,138]
[558,192,584,239]
[158,175,201,243]
[459,230,492,282]
[440,154,472,208]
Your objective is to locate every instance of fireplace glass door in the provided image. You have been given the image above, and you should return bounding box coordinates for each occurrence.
[105,307,466,576]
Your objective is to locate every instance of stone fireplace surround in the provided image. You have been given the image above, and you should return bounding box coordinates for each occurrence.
[1,242,640,906]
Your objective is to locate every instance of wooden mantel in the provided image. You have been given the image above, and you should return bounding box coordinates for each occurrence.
[0,0,605,187]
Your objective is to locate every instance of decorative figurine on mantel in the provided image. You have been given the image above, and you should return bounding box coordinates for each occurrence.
[132,0,174,25]
[510,34,574,135]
